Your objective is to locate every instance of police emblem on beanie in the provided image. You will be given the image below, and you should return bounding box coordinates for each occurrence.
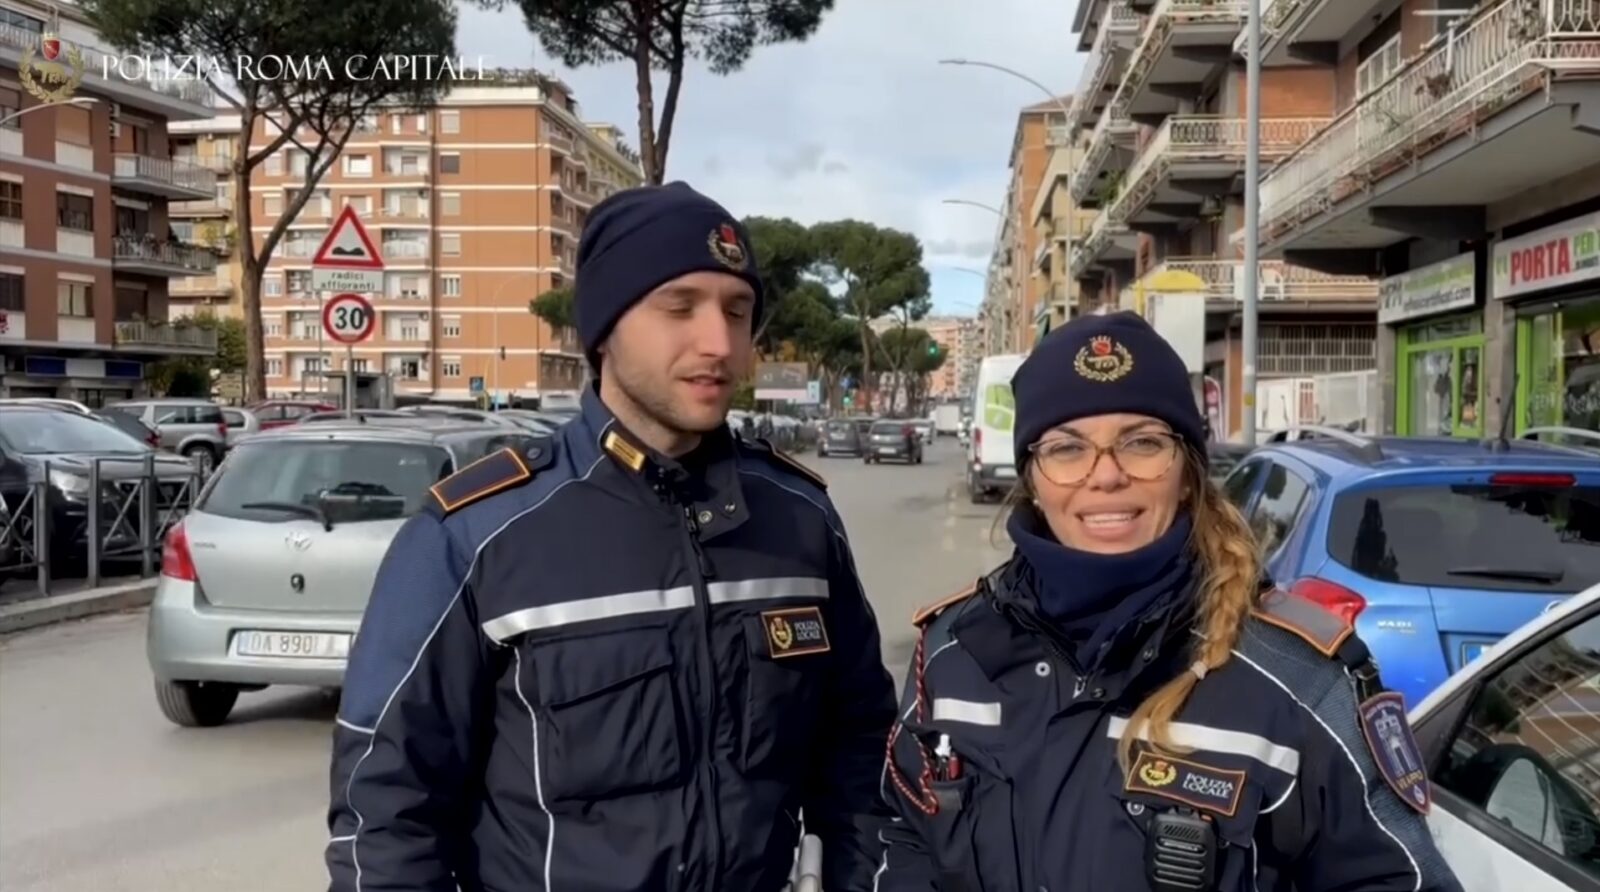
[1073,334,1135,383]
[708,223,748,270]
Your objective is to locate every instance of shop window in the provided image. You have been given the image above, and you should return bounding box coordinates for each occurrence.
[1519,300,1600,434]
[1398,315,1485,438]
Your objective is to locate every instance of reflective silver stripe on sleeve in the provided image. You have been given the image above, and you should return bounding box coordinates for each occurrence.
[1106,716,1302,775]
[931,697,1003,727]
[482,586,697,642]
[706,576,828,605]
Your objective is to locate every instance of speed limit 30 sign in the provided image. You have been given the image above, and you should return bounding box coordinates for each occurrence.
[323,293,376,344]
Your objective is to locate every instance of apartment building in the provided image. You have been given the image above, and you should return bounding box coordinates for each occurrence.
[1255,0,1600,438]
[982,99,1066,355]
[1067,0,1382,438]
[252,73,642,403]
[1030,124,1099,331]
[167,115,241,318]
[919,315,979,399]
[0,3,218,403]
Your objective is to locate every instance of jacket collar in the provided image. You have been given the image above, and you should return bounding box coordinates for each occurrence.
[567,385,749,540]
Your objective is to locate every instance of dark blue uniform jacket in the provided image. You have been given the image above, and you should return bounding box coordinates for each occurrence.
[879,559,1465,892]
[327,389,897,892]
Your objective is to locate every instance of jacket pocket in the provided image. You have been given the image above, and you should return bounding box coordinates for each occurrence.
[920,747,1023,892]
[529,623,686,801]
[737,613,826,776]
[1101,761,1267,891]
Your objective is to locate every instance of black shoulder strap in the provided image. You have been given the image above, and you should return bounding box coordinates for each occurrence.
[425,442,553,518]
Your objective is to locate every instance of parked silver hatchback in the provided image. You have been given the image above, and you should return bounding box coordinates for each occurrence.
[146,421,543,726]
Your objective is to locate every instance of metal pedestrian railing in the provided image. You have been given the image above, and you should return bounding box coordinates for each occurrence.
[0,457,206,596]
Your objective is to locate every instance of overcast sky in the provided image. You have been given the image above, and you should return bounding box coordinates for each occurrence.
[456,0,1083,316]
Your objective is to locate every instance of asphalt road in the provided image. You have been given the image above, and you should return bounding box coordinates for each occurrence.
[0,437,1012,892]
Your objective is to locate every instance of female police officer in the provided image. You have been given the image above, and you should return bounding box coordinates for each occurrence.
[878,312,1462,892]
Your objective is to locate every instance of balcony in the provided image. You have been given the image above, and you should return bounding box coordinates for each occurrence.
[1120,258,1380,308]
[1259,0,1600,259]
[1069,0,1142,135]
[545,129,576,154]
[171,273,234,298]
[564,181,601,206]
[113,320,218,353]
[1114,0,1247,120]
[112,154,216,201]
[111,236,218,277]
[1108,116,1326,227]
[1071,101,1140,207]
[1069,212,1138,278]
[169,195,230,217]
[1254,0,1379,67]
[381,240,429,261]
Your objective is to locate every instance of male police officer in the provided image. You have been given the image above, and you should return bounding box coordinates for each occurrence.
[326,182,898,892]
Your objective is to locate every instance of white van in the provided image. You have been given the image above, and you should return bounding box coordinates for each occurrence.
[966,353,1025,504]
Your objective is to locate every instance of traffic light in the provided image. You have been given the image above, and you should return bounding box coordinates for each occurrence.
[927,342,940,356]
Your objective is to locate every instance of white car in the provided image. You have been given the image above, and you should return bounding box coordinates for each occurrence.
[1408,583,1600,891]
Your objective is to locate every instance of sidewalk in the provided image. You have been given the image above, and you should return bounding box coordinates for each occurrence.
[0,572,157,635]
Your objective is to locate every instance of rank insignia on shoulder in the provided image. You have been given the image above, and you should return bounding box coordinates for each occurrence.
[762,606,830,658]
[1358,692,1431,815]
[1125,750,1247,818]
[1252,587,1354,658]
[912,584,976,628]
[752,436,827,490]
[428,447,539,516]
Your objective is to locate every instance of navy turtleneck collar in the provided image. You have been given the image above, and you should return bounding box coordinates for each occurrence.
[1007,507,1195,668]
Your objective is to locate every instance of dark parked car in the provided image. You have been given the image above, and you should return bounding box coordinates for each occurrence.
[0,405,197,573]
[819,417,874,458]
[864,419,924,465]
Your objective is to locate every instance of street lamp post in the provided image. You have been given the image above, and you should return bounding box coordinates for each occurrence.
[0,96,97,128]
[1242,0,1262,446]
[941,198,1004,217]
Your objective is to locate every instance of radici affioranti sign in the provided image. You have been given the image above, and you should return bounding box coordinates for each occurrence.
[1493,209,1600,300]
[1379,253,1476,324]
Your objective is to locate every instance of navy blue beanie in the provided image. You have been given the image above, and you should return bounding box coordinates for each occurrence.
[1012,311,1206,468]
[574,181,764,367]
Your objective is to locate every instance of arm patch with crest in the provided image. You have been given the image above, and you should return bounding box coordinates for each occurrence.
[426,445,550,517]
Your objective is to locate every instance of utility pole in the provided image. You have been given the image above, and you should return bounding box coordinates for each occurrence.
[1241,0,1262,446]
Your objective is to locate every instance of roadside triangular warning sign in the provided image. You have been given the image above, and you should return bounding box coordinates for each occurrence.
[312,205,384,269]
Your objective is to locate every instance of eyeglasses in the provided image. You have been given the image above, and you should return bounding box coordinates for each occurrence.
[1028,431,1181,486]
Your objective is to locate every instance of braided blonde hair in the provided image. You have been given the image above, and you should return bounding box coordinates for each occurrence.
[1002,443,1262,771]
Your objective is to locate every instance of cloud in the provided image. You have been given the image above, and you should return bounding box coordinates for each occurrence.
[455,0,1081,311]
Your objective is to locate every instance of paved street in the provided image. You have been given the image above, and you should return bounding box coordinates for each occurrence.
[0,437,1012,892]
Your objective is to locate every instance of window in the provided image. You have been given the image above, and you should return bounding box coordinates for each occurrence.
[344,154,372,177]
[265,319,283,337]
[1248,463,1310,557]
[440,192,461,216]
[440,233,461,256]
[287,270,312,294]
[57,281,93,317]
[440,110,460,134]
[266,152,284,176]
[1328,480,1600,594]
[0,181,18,220]
[1356,35,1403,98]
[261,193,282,217]
[356,113,379,133]
[397,275,422,298]
[56,192,93,231]
[416,114,428,133]
[1431,609,1600,881]
[442,359,462,377]
[1222,460,1265,509]
[391,113,404,135]
[439,153,460,174]
[304,356,325,373]
[0,272,22,311]
[344,195,372,215]
[56,105,90,146]
[442,317,461,338]
[0,86,19,127]
[441,275,461,297]
[396,358,421,379]
[400,320,420,340]
[154,404,224,425]
[266,358,284,377]
[351,358,370,373]
[198,440,452,524]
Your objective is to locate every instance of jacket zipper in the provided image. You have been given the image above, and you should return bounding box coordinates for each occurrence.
[676,497,726,891]
[1003,603,1094,698]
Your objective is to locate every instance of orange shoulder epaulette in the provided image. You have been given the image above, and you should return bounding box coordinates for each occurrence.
[1251,587,1355,658]
[912,584,977,628]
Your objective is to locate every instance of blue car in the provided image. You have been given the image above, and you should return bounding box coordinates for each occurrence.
[1222,429,1600,709]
